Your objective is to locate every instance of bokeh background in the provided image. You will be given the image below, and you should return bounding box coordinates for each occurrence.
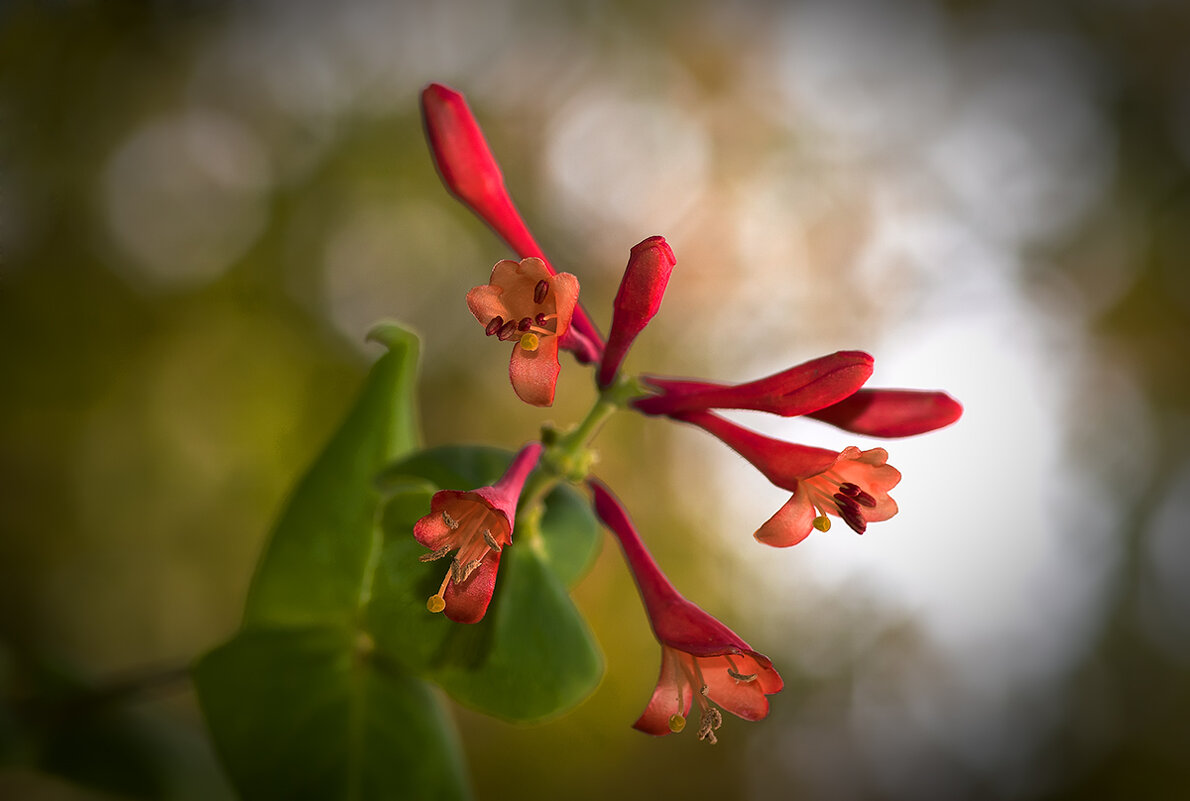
[3,0,1189,798]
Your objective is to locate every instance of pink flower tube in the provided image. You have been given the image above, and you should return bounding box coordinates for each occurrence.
[598,236,676,388]
[590,479,783,742]
[421,83,603,364]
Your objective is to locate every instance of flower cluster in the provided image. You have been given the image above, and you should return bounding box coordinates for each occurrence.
[412,83,961,741]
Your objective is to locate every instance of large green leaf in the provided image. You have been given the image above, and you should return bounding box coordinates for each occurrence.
[194,323,471,800]
[366,446,604,723]
[194,626,470,801]
[243,323,420,628]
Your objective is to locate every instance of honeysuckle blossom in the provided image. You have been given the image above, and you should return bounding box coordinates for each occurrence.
[421,82,603,364]
[598,236,676,389]
[414,442,543,624]
[806,387,964,437]
[467,258,579,407]
[633,350,875,418]
[672,410,901,547]
[589,479,783,742]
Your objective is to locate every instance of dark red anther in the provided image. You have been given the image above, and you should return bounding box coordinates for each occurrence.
[837,482,860,497]
[833,493,859,512]
[485,316,504,337]
[498,319,518,340]
[534,313,547,327]
[534,279,549,304]
[518,316,533,331]
[853,490,877,508]
[838,503,867,535]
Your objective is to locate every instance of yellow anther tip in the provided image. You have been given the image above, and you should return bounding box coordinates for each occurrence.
[519,332,540,351]
[426,594,446,614]
[668,714,686,733]
[812,515,831,532]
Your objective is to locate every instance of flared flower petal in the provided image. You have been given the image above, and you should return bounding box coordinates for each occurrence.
[753,446,900,546]
[598,236,676,388]
[467,258,579,407]
[808,388,963,437]
[634,351,874,417]
[421,82,604,362]
[590,479,783,742]
[672,411,901,546]
[413,443,542,623]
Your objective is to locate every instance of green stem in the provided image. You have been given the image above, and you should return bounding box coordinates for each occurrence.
[516,375,645,529]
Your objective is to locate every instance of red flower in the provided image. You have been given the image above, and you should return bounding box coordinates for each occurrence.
[421,82,603,364]
[806,388,963,437]
[673,410,902,546]
[414,442,543,624]
[467,258,579,407]
[634,350,875,417]
[589,479,783,742]
[598,236,676,389]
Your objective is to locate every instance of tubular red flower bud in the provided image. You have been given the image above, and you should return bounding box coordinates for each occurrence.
[413,442,543,623]
[808,388,963,437]
[589,479,783,740]
[420,82,605,362]
[634,351,874,417]
[420,83,538,259]
[598,236,676,388]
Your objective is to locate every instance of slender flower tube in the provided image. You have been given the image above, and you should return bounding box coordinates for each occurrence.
[413,442,543,624]
[807,388,963,437]
[420,82,604,363]
[634,351,874,417]
[598,236,676,388]
[673,411,901,547]
[589,479,783,742]
[467,258,579,407]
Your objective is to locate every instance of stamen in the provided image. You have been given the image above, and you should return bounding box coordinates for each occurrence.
[839,503,867,535]
[534,313,547,327]
[812,515,832,532]
[727,668,758,682]
[482,529,502,552]
[442,511,460,530]
[498,319,518,340]
[668,714,686,733]
[418,545,452,563]
[518,316,533,331]
[853,490,877,508]
[697,708,723,744]
[837,482,860,497]
[426,594,446,613]
[533,279,549,304]
[519,332,540,351]
[833,493,860,512]
[457,559,484,582]
[484,316,504,337]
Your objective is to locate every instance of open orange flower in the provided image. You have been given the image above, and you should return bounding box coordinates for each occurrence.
[673,410,902,547]
[753,444,901,547]
[466,258,579,407]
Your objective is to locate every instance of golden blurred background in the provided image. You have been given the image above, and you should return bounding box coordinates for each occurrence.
[2,0,1189,798]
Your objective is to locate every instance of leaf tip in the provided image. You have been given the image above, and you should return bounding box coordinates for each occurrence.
[366,321,421,353]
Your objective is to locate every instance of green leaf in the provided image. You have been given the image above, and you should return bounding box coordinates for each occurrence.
[193,627,470,801]
[366,445,604,723]
[243,322,421,628]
